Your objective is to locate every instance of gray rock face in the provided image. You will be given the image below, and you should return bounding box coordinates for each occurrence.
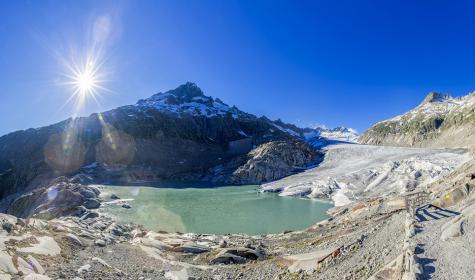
[211,252,247,264]
[83,198,101,209]
[173,243,209,254]
[80,211,99,220]
[230,140,321,184]
[210,247,264,264]
[2,222,14,233]
[3,179,102,219]
[78,188,97,199]
[69,174,94,185]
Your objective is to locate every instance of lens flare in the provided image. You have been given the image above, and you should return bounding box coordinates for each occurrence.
[66,56,104,104]
[58,52,109,116]
[76,68,96,94]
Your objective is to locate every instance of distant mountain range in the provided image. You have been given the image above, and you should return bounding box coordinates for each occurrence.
[360,91,475,148]
[0,82,356,199]
[306,126,358,147]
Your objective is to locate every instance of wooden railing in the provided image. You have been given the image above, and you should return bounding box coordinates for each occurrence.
[404,191,430,215]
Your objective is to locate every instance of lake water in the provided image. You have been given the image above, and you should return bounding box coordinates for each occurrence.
[98,184,333,235]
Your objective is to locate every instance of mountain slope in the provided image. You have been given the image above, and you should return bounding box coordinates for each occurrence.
[0,83,319,199]
[359,92,475,148]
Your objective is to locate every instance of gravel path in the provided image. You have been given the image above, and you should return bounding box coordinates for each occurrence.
[414,204,475,280]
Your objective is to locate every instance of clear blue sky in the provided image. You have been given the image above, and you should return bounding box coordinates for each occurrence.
[2,0,475,136]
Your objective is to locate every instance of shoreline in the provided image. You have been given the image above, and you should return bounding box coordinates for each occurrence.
[98,184,333,236]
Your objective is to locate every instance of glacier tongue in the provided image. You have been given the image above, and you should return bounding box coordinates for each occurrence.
[262,144,470,206]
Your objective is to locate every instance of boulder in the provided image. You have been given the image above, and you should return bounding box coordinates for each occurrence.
[16,218,27,227]
[219,247,263,260]
[94,239,106,247]
[140,238,173,251]
[0,213,18,226]
[210,247,264,264]
[83,198,101,209]
[441,217,465,241]
[219,239,227,248]
[111,226,124,237]
[210,252,247,264]
[63,233,83,247]
[88,186,101,197]
[110,194,120,200]
[2,222,14,233]
[71,206,88,217]
[79,231,96,240]
[17,256,35,275]
[172,243,209,254]
[78,188,97,199]
[7,184,85,219]
[0,214,16,233]
[80,211,99,220]
[69,174,93,185]
[27,255,45,274]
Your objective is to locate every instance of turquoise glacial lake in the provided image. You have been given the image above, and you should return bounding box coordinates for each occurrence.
[99,184,332,235]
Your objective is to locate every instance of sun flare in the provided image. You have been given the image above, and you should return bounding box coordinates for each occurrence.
[75,69,96,94]
[72,60,100,96]
[60,54,108,114]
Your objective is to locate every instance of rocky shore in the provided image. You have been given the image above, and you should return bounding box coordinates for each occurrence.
[0,152,474,279]
[0,176,411,280]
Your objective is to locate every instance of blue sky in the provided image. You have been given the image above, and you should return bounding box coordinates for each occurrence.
[2,0,475,136]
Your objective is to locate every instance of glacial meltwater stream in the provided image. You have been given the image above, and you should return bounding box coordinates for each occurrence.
[98,184,333,235]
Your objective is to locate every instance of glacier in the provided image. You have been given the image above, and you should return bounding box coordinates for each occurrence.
[262,143,470,206]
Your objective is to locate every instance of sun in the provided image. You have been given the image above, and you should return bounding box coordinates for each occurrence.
[76,69,96,94]
[61,55,107,114]
[59,51,109,115]
[72,60,99,96]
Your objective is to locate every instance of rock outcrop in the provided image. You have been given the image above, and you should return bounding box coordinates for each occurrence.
[231,140,321,184]
[1,177,100,219]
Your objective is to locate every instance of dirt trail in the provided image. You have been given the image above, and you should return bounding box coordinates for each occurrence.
[413,204,475,280]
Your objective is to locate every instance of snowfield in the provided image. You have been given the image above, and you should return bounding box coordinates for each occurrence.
[262,144,470,206]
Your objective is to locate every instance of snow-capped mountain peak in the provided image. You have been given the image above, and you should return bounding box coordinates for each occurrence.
[360,90,475,147]
[420,92,452,105]
[136,82,243,118]
[304,125,359,148]
[379,91,467,125]
[133,83,359,144]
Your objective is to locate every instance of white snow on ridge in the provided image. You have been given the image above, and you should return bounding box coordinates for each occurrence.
[271,123,301,137]
[262,144,470,206]
[319,129,358,143]
[136,91,241,118]
[378,92,475,125]
[304,127,359,148]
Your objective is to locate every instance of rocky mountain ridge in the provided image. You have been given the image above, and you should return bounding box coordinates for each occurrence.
[0,82,353,200]
[359,91,475,148]
[135,82,248,119]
